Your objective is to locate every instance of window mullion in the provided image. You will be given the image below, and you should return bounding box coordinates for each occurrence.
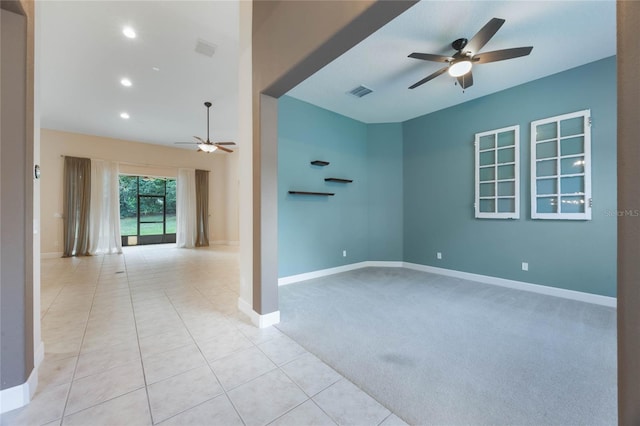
[531,109,591,220]
[475,125,519,219]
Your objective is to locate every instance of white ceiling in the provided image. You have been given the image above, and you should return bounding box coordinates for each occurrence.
[39,1,616,148]
[39,0,239,148]
[288,0,617,123]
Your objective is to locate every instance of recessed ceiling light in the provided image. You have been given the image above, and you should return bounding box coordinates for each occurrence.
[120,78,132,87]
[122,27,136,39]
[152,67,160,72]
[120,112,130,119]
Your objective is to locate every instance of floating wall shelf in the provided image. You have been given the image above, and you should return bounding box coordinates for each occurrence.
[324,178,353,183]
[310,160,330,166]
[288,191,335,196]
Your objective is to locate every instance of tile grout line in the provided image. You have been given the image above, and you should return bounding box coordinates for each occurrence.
[264,354,340,426]
[274,326,401,423]
[377,412,395,426]
[58,254,105,423]
[123,250,156,426]
[39,278,65,323]
[40,258,84,328]
[162,283,248,426]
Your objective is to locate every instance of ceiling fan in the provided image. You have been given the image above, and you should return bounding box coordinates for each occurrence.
[408,18,533,90]
[175,101,235,153]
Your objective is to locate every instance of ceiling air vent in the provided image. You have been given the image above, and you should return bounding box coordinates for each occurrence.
[348,85,373,98]
[195,39,217,57]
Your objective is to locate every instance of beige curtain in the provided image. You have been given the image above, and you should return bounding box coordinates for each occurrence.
[195,169,209,247]
[63,156,91,257]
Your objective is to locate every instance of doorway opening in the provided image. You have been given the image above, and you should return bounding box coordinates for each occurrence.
[119,175,177,246]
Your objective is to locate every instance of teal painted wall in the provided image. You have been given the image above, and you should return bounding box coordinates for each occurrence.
[403,56,617,296]
[278,96,369,277]
[279,57,616,297]
[367,123,403,261]
[278,97,403,277]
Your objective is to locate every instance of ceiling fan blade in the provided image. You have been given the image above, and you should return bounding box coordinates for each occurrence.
[193,136,206,143]
[408,52,453,63]
[214,144,233,153]
[174,142,199,145]
[409,66,449,89]
[465,18,505,55]
[457,71,473,89]
[473,46,533,64]
[214,142,236,146]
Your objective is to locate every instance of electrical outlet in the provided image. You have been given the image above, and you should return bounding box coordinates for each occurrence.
[343,250,347,257]
[522,262,529,271]
[437,252,442,260]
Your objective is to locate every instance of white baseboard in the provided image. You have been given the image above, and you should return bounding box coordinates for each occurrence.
[211,240,240,246]
[41,252,62,259]
[403,262,616,308]
[277,261,616,307]
[0,381,29,414]
[279,261,402,286]
[278,262,366,286]
[237,297,280,328]
[363,261,404,268]
[0,359,40,414]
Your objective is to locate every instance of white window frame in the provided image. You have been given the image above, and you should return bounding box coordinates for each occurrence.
[530,109,592,220]
[474,125,520,219]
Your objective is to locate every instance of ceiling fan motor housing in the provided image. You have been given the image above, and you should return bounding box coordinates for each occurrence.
[452,38,468,52]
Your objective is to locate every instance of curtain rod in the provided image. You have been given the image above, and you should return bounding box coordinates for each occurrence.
[59,155,210,172]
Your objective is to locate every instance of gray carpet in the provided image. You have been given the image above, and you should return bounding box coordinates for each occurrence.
[276,267,617,426]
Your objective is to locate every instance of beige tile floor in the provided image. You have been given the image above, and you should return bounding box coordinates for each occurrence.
[1,245,405,426]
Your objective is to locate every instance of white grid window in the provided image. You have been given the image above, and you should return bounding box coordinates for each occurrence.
[531,110,592,220]
[475,125,520,219]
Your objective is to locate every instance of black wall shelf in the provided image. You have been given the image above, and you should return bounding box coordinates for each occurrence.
[324,178,353,183]
[310,160,330,166]
[289,191,335,196]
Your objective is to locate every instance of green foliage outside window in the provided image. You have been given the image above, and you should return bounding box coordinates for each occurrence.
[119,175,176,236]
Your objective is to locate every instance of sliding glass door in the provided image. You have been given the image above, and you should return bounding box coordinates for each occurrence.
[119,175,176,246]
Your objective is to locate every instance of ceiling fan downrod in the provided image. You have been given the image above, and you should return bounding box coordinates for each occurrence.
[204,101,212,142]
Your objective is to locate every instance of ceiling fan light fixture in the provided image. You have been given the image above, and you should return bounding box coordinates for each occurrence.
[122,26,136,39]
[448,60,472,77]
[198,143,217,153]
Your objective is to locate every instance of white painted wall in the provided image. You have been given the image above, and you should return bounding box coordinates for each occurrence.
[33,0,43,371]
[237,1,253,306]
